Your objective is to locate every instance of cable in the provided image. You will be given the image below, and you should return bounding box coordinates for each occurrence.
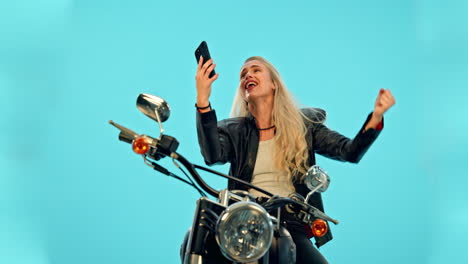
[172,157,207,197]
[175,165,207,197]
[143,156,206,197]
[193,164,274,197]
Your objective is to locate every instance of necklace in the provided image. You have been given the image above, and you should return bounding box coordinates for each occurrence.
[258,125,276,131]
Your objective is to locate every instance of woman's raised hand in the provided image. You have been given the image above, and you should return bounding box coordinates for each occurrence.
[195,56,219,108]
[365,88,396,131]
[373,88,396,118]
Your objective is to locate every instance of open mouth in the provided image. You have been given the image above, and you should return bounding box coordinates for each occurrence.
[245,81,258,90]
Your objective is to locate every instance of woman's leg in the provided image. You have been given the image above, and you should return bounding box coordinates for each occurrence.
[287,222,328,264]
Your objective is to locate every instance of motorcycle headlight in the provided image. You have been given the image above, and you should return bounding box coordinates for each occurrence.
[215,201,273,263]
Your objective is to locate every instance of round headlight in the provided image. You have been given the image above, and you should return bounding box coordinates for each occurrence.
[215,201,273,263]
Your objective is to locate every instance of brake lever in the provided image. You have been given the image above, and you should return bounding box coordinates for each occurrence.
[302,203,339,225]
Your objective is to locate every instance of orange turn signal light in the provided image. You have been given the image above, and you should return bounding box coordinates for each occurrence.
[132,136,150,155]
[311,219,328,237]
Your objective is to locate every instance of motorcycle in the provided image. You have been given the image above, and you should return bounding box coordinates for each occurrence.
[109,93,339,264]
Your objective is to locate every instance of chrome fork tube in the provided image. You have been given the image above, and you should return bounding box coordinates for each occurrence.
[183,253,203,264]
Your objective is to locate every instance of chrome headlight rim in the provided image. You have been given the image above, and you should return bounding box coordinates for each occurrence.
[215,201,273,263]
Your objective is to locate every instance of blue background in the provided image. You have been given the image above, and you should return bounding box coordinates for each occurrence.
[1,0,467,263]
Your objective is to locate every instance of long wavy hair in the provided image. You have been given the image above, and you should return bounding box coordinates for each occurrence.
[230,56,310,185]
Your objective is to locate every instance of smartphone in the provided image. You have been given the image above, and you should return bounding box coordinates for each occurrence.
[195,41,216,78]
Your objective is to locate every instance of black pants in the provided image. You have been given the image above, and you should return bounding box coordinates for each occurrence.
[285,220,328,264]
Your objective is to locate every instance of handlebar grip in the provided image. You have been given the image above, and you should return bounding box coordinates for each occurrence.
[109,120,138,143]
[118,132,135,144]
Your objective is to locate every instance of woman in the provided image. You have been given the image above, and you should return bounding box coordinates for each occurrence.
[195,56,395,263]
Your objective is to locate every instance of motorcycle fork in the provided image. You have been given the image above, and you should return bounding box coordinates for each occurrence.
[184,197,226,264]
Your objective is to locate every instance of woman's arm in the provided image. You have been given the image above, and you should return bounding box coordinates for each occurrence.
[196,111,234,165]
[312,114,382,163]
[312,88,395,162]
[195,55,233,165]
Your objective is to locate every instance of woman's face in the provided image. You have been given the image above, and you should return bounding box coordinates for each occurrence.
[239,60,275,103]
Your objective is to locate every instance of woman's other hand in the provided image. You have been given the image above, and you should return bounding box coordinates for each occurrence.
[373,88,396,117]
[195,56,219,110]
[365,88,396,130]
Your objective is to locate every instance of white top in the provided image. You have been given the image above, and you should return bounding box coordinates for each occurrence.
[249,138,294,198]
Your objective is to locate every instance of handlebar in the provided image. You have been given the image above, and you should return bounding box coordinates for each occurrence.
[110,120,274,198]
[109,120,338,225]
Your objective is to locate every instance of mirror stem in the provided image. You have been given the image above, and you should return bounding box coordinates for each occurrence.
[305,182,325,203]
[154,108,165,137]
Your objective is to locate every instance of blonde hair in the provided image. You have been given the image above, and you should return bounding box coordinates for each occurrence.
[231,56,310,186]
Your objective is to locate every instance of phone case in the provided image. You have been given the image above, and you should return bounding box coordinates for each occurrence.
[195,41,216,78]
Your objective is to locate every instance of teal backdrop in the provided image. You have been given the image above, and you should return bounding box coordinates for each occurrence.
[1,0,467,263]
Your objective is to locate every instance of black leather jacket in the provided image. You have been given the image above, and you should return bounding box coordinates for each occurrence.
[196,108,382,247]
